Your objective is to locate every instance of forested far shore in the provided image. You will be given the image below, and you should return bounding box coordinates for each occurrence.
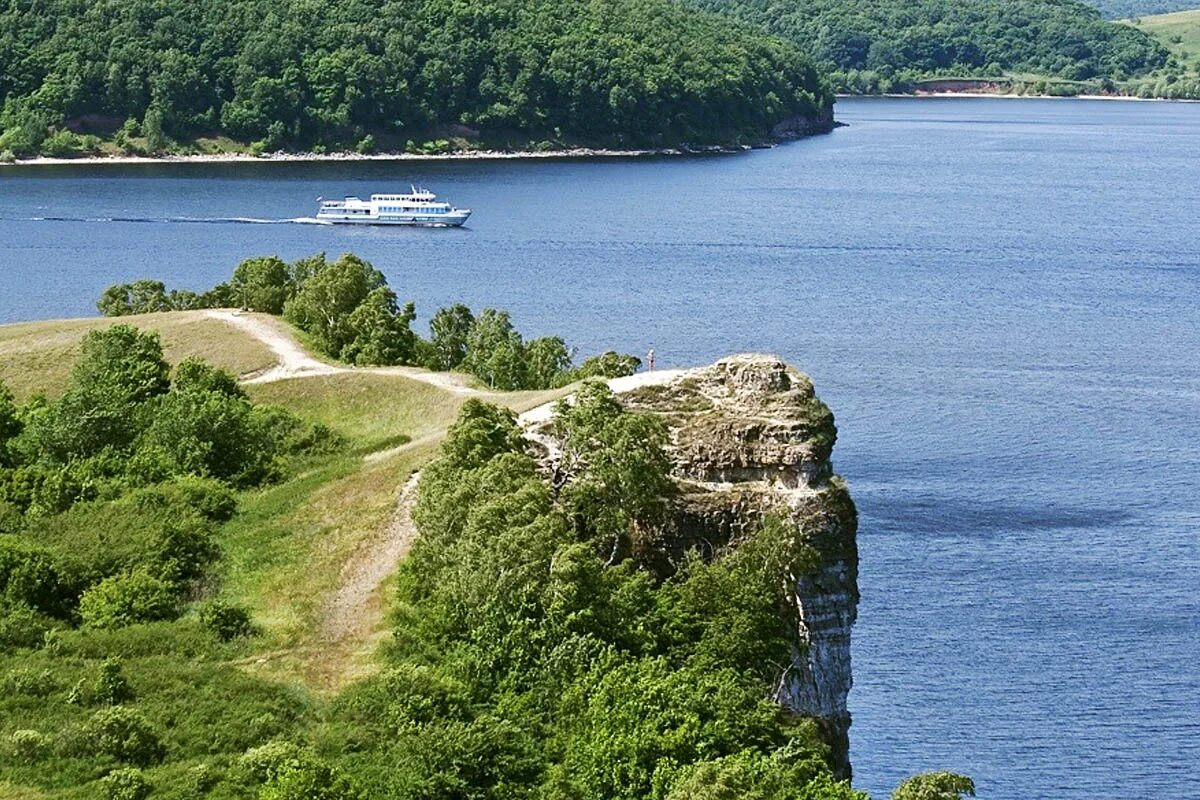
[689,0,1200,98]
[0,0,832,160]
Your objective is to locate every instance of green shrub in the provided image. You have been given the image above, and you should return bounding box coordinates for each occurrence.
[239,745,361,800]
[0,600,61,650]
[188,762,220,793]
[236,740,306,784]
[0,500,24,532]
[173,358,247,400]
[250,405,343,456]
[95,657,134,705]
[9,729,52,763]
[39,128,83,157]
[0,149,16,163]
[151,517,220,586]
[261,759,362,800]
[0,537,67,616]
[66,678,87,705]
[79,569,180,629]
[2,666,59,696]
[133,389,280,487]
[574,351,642,379]
[892,772,976,800]
[198,600,256,641]
[134,476,237,522]
[333,663,470,737]
[664,747,865,800]
[84,706,166,765]
[100,766,152,800]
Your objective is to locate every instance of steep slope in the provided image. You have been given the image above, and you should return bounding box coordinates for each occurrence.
[521,354,858,775]
[619,355,859,775]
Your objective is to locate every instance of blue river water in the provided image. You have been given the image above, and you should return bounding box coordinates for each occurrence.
[1,97,1198,799]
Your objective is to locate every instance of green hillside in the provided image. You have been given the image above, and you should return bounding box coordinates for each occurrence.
[1092,1,1200,20]
[1127,8,1200,73]
[0,260,904,797]
[690,0,1170,92]
[0,0,832,160]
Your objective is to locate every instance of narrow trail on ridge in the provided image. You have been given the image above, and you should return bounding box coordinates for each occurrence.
[319,368,694,663]
[319,472,422,648]
[205,308,481,393]
[214,304,696,684]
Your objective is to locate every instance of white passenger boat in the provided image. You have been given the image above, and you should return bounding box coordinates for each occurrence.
[316,187,471,226]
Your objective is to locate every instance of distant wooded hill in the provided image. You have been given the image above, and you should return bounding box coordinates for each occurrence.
[0,0,831,158]
[1090,0,1200,19]
[690,0,1170,91]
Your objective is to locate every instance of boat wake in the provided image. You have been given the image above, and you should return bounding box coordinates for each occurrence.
[15,215,324,225]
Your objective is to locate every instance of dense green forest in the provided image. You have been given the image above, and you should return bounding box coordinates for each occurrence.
[0,0,832,158]
[691,0,1170,91]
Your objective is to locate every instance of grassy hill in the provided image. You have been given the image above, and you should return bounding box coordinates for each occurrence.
[0,312,275,402]
[1092,0,1200,19]
[1126,8,1200,75]
[0,312,567,797]
[1,310,877,800]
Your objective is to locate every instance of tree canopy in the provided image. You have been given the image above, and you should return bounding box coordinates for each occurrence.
[0,0,832,157]
[691,0,1169,91]
[98,251,644,389]
[345,393,867,799]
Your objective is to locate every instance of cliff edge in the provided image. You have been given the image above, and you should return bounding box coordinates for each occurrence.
[526,354,859,776]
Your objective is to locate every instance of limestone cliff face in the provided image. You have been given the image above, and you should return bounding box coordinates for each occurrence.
[621,355,858,776]
[523,354,859,776]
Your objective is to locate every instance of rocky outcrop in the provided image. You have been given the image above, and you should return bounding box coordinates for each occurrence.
[526,354,859,777]
[771,106,836,140]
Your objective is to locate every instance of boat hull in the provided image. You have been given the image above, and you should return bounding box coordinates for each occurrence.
[316,210,471,227]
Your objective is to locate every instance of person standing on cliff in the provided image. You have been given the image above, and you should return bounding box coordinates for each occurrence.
[647,348,655,372]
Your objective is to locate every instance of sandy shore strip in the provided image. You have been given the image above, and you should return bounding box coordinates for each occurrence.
[0,144,751,168]
[845,91,1198,102]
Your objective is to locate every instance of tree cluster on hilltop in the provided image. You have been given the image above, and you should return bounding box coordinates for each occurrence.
[0,0,832,158]
[98,253,643,391]
[690,0,1169,92]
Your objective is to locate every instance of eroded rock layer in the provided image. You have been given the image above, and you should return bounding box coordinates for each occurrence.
[522,354,859,776]
[621,354,859,777]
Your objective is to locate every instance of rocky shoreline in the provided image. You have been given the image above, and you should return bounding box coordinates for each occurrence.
[0,110,846,167]
[0,140,807,168]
